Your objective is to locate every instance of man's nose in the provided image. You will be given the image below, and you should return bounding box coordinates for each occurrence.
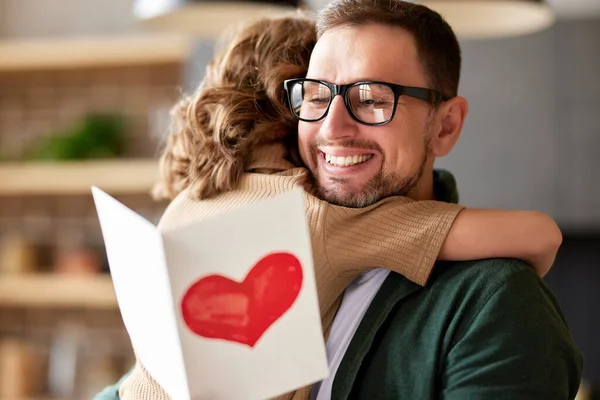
[320,96,358,141]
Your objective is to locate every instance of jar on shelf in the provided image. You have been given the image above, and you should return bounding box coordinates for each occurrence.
[0,334,41,398]
[47,321,86,398]
[53,227,102,275]
[0,233,37,275]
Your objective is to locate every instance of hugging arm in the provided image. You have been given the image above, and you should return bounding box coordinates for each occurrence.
[440,209,562,276]
[321,197,464,286]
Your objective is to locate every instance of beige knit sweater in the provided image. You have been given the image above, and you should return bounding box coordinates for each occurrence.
[119,143,464,400]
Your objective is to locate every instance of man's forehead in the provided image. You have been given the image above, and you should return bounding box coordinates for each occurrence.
[307,24,424,85]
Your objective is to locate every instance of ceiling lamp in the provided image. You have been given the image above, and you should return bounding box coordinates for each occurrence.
[136,0,555,40]
[419,0,555,39]
[305,0,555,39]
[134,0,302,38]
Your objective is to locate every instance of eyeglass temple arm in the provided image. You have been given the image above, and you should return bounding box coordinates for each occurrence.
[402,86,449,103]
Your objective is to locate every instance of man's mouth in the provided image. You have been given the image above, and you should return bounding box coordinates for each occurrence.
[323,152,374,167]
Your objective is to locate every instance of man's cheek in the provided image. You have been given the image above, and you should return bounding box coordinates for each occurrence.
[297,138,310,166]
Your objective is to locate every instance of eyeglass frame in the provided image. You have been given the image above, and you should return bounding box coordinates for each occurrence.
[283,78,450,127]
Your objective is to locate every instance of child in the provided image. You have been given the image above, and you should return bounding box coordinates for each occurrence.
[118,13,562,400]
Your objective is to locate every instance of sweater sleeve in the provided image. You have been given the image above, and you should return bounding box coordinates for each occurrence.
[320,196,465,286]
[118,358,172,400]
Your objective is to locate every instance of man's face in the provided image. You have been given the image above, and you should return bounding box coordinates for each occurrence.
[298,24,436,207]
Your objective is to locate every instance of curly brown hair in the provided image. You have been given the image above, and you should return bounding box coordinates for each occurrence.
[152,13,317,201]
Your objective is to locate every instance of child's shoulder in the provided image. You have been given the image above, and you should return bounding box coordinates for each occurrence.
[157,170,313,231]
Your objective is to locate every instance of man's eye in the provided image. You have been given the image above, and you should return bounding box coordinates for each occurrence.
[359,99,390,106]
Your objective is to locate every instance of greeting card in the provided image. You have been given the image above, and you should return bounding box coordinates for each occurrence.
[92,187,328,400]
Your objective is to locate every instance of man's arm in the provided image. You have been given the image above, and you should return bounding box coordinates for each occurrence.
[442,268,583,399]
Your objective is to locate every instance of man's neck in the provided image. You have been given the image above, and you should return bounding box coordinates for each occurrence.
[407,166,460,204]
[406,164,435,201]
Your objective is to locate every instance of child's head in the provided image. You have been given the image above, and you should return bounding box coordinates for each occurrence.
[153,13,317,201]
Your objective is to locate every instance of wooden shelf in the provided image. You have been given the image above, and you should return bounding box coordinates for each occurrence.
[0,159,158,196]
[0,274,117,309]
[0,34,191,72]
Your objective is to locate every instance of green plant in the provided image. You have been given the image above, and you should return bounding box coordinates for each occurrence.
[27,113,127,161]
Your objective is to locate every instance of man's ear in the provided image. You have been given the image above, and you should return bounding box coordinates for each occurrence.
[430,96,468,157]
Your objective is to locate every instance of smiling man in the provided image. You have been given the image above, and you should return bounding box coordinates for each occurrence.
[283,0,583,399]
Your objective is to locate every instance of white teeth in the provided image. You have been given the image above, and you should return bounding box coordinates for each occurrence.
[324,153,373,167]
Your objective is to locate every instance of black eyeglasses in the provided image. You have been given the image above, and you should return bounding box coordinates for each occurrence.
[283,78,449,126]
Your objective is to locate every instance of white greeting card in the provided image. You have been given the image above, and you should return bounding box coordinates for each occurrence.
[92,187,328,400]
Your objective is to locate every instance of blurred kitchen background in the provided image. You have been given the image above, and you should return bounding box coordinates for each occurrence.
[0,0,597,399]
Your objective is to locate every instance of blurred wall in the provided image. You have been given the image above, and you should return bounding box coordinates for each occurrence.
[545,234,600,395]
[0,0,138,38]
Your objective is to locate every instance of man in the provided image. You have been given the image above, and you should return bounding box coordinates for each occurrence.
[287,0,582,399]
[97,0,582,398]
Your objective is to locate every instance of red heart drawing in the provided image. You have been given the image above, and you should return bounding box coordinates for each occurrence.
[180,252,303,347]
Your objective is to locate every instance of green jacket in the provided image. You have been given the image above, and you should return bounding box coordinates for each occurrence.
[332,259,583,399]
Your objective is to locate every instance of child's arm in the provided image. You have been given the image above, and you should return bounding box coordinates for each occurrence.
[439,209,562,277]
[319,196,560,288]
[318,196,465,286]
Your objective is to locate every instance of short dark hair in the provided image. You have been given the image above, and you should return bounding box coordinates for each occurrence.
[317,0,461,98]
